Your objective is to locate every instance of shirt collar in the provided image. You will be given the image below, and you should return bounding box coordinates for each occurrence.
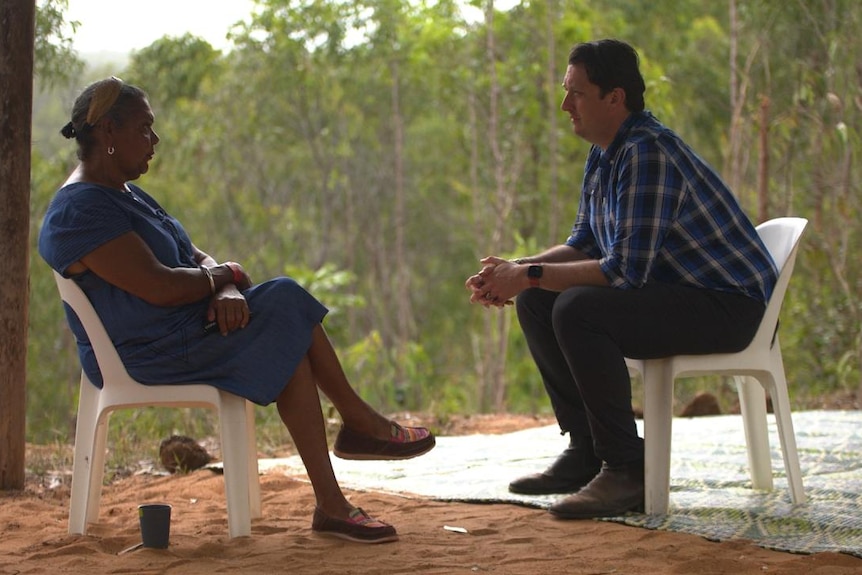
[600,110,654,163]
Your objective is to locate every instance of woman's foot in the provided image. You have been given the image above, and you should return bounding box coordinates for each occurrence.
[333,421,436,460]
[311,506,399,543]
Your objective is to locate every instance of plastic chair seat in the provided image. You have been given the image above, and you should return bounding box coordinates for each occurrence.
[53,271,262,538]
[625,217,808,515]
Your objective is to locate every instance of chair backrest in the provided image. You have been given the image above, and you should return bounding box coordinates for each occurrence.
[755,217,808,275]
[751,217,808,348]
[52,270,132,385]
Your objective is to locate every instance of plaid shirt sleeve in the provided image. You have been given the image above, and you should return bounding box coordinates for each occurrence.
[596,141,687,289]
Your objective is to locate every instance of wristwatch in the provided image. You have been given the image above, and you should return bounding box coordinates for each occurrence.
[527,264,543,287]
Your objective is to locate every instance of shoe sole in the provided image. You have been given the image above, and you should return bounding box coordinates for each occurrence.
[508,485,585,495]
[548,502,645,520]
[313,530,400,544]
[333,439,436,461]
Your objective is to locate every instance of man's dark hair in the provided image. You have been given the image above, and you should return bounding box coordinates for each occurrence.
[568,39,646,113]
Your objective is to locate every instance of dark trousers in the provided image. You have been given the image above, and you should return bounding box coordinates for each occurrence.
[515,283,765,467]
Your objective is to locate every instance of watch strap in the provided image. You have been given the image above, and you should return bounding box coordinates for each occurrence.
[527,264,543,287]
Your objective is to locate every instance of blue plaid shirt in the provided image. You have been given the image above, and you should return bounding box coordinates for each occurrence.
[566,111,778,304]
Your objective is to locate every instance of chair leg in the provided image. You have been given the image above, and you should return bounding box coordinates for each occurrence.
[244,399,262,519]
[86,414,111,523]
[643,360,674,515]
[766,360,807,505]
[219,392,253,538]
[69,378,102,535]
[735,375,774,491]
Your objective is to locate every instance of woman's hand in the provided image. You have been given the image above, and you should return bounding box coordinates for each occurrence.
[207,287,250,335]
[222,261,253,290]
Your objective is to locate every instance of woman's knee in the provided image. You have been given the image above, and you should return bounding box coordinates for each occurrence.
[265,276,312,304]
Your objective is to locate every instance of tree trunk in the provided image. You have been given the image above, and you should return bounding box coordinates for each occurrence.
[545,0,560,243]
[757,95,770,222]
[0,0,35,490]
[390,58,414,405]
[727,0,743,193]
[482,0,518,412]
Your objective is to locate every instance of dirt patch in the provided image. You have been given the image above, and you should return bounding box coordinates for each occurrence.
[389,411,558,436]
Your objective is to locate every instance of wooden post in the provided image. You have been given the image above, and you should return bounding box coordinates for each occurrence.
[0,0,36,490]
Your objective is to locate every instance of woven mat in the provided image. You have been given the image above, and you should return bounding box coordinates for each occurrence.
[259,410,862,557]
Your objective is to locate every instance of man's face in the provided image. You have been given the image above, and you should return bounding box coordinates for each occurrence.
[560,63,617,149]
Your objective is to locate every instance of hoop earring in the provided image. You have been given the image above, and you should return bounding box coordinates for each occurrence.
[107,146,115,155]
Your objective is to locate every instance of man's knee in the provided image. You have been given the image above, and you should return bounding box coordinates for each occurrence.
[552,285,601,319]
[515,287,556,324]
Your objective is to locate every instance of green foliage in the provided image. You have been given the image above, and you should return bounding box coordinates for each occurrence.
[34,0,83,85]
[125,34,223,107]
[26,0,862,447]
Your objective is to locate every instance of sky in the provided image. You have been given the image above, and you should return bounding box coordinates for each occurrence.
[60,0,519,58]
[62,0,258,55]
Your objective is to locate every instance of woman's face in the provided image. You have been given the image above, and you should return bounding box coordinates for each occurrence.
[110,97,160,181]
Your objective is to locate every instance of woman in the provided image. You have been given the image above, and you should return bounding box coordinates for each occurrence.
[38,77,435,544]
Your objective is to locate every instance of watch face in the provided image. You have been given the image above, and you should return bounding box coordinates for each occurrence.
[528,265,543,278]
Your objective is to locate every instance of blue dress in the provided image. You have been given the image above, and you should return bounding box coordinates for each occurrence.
[38,182,328,406]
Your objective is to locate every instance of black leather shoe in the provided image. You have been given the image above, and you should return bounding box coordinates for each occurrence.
[509,436,602,495]
[548,461,645,519]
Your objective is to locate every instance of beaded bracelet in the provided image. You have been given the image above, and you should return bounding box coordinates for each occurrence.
[224,262,244,285]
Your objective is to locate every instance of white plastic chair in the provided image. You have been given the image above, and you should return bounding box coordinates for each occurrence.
[625,217,808,515]
[53,271,262,538]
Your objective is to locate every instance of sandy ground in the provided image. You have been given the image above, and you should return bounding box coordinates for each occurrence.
[3,471,862,575]
[3,413,862,574]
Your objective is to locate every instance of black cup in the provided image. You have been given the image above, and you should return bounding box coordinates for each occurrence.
[138,504,171,548]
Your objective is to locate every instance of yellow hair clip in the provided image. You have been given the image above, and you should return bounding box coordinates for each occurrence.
[85,76,124,126]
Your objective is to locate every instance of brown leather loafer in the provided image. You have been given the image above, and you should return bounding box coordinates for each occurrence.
[333,422,436,461]
[549,462,645,519]
[311,507,399,544]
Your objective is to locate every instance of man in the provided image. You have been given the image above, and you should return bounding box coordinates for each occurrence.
[465,39,778,519]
